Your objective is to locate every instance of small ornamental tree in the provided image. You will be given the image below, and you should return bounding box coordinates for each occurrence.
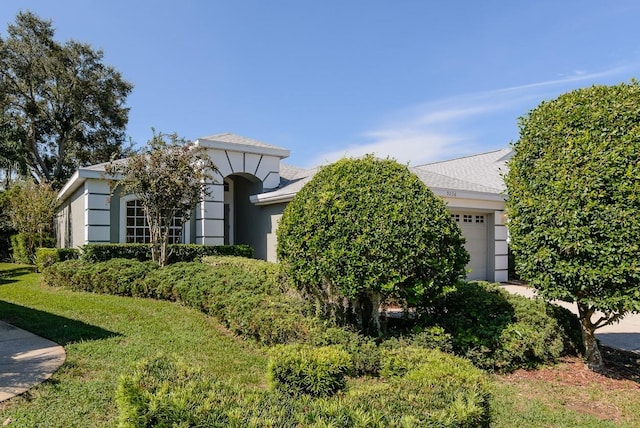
[505,81,640,369]
[105,131,216,267]
[6,180,57,259]
[277,155,469,335]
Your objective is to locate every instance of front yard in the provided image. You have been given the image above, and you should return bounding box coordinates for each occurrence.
[1,263,639,427]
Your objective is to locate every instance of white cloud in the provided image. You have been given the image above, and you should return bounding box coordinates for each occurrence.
[309,64,638,168]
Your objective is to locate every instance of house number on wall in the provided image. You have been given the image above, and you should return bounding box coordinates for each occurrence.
[446,191,457,197]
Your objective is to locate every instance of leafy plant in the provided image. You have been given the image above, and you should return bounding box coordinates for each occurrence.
[267,344,353,397]
[104,131,217,266]
[277,155,468,335]
[505,80,640,368]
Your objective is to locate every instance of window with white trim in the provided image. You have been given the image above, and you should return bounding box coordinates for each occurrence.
[463,214,473,223]
[450,214,460,223]
[125,199,183,244]
[475,215,485,224]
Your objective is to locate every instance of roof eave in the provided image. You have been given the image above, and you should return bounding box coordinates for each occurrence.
[195,138,290,159]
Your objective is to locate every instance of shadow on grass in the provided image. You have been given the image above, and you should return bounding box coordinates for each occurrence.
[0,300,121,346]
[0,265,36,285]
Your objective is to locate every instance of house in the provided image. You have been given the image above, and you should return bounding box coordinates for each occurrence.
[56,133,510,282]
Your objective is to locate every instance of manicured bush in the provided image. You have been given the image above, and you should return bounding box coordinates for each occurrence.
[42,259,158,296]
[116,355,240,428]
[142,258,315,345]
[429,281,582,371]
[34,247,79,272]
[308,326,381,376]
[380,326,454,354]
[267,344,353,397]
[277,155,469,334]
[10,233,30,264]
[80,243,253,263]
[119,351,492,427]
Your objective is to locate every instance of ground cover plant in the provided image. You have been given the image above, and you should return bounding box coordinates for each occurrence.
[2,263,640,426]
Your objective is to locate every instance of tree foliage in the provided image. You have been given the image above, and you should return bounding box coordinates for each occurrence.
[0,11,133,188]
[505,80,640,368]
[277,155,469,335]
[105,131,216,267]
[6,179,57,259]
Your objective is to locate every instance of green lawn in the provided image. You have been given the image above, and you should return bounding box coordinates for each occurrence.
[0,263,267,427]
[1,263,639,427]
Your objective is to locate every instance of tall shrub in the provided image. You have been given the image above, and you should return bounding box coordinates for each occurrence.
[506,80,640,368]
[277,155,468,335]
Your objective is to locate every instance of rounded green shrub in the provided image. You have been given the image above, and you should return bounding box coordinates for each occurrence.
[267,344,353,397]
[430,281,582,371]
[277,155,469,334]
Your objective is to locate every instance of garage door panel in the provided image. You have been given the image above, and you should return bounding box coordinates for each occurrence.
[451,212,487,280]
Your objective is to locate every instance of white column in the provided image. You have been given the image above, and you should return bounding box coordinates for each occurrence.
[493,210,509,282]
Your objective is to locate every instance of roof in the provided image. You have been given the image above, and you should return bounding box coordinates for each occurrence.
[252,149,511,205]
[195,133,290,158]
[415,148,511,193]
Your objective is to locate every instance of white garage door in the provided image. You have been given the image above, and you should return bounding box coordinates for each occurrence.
[450,213,487,280]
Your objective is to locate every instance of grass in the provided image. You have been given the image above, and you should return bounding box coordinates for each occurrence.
[1,262,639,427]
[0,263,267,427]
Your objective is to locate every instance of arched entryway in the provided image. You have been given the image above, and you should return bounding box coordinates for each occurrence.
[223,173,263,246]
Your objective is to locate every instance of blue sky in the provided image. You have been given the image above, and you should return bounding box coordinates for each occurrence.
[2,1,639,168]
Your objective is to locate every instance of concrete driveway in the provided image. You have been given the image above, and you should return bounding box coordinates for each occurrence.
[502,285,640,354]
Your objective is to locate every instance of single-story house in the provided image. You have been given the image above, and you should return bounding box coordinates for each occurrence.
[56,133,510,282]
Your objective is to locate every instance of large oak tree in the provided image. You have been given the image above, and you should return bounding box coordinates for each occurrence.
[0,11,133,188]
[505,81,640,368]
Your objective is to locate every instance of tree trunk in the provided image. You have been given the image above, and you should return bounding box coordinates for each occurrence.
[577,302,604,369]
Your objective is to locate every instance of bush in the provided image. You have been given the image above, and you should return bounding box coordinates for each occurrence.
[119,350,491,428]
[10,234,30,264]
[380,326,454,354]
[116,355,241,428]
[277,155,469,334]
[80,243,253,263]
[34,247,79,272]
[429,281,582,371]
[308,326,381,377]
[267,344,353,397]
[43,259,158,296]
[142,258,315,345]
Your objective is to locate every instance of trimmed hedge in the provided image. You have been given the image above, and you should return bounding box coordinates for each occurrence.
[34,247,79,272]
[80,243,253,263]
[118,351,491,428]
[43,257,316,345]
[267,344,353,397]
[429,281,582,372]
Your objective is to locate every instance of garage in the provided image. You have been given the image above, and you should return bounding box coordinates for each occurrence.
[450,212,488,280]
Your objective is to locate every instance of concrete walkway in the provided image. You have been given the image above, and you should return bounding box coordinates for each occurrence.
[502,285,640,354]
[0,321,66,402]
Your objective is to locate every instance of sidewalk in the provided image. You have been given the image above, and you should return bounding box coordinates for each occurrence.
[0,321,66,402]
[502,285,640,354]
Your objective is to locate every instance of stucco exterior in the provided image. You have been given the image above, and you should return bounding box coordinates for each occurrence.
[56,133,510,282]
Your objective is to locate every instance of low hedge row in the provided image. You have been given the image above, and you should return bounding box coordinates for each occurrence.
[117,352,491,428]
[79,243,254,263]
[34,247,79,272]
[43,257,315,345]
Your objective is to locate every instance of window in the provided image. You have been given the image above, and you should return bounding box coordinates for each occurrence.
[475,215,485,224]
[450,214,460,223]
[463,214,473,223]
[125,199,183,244]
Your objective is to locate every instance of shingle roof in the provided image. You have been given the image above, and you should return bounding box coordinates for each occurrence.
[253,149,511,205]
[415,148,511,193]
